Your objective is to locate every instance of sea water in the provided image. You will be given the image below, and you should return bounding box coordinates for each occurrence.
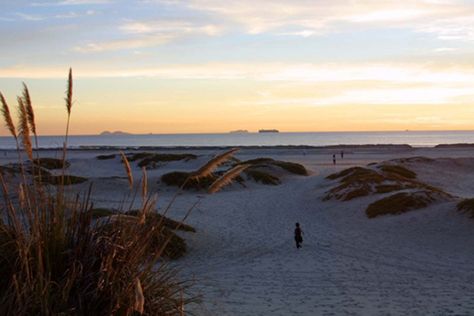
[0,131,473,149]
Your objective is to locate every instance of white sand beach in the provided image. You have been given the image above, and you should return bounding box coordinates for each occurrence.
[4,145,473,316]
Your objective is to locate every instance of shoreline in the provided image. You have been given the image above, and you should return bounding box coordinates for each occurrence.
[0,143,473,151]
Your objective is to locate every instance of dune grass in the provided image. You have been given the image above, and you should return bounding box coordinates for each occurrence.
[39,174,88,185]
[33,157,70,169]
[245,169,281,185]
[126,152,197,168]
[379,164,417,179]
[457,198,474,218]
[238,157,308,176]
[324,163,447,203]
[366,191,434,218]
[96,153,116,160]
[0,70,203,315]
[161,171,216,190]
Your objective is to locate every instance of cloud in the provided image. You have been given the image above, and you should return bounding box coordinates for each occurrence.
[74,34,174,52]
[16,12,45,21]
[171,0,474,42]
[2,62,473,108]
[32,0,110,6]
[75,19,223,53]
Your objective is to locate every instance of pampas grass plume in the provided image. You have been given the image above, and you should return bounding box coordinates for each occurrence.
[208,164,249,194]
[191,148,239,180]
[0,92,17,138]
[120,152,133,189]
[65,68,73,115]
[22,83,36,136]
[17,97,33,160]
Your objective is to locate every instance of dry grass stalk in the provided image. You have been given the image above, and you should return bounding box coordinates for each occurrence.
[120,151,133,189]
[133,277,145,314]
[141,167,148,200]
[0,70,195,315]
[65,68,73,115]
[208,164,249,194]
[17,97,33,160]
[22,83,36,137]
[190,148,239,180]
[18,184,26,209]
[0,93,17,138]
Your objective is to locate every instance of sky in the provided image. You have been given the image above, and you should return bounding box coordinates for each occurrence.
[1,0,474,135]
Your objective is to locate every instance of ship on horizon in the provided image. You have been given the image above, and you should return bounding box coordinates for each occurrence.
[258,129,279,133]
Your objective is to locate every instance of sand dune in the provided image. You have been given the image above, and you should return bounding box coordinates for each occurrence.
[2,146,473,315]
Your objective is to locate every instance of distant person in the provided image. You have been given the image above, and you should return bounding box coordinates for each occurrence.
[294,222,303,249]
[332,154,336,165]
[340,150,344,159]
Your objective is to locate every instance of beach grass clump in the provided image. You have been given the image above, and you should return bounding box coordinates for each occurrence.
[138,153,197,168]
[239,157,308,176]
[245,169,281,185]
[89,207,116,218]
[97,215,189,260]
[272,160,308,175]
[394,156,434,164]
[0,70,195,315]
[161,171,216,190]
[33,157,70,169]
[375,184,407,194]
[39,174,88,185]
[127,152,197,168]
[457,198,474,218]
[325,163,444,202]
[326,167,374,180]
[96,153,116,160]
[379,164,417,179]
[126,210,196,232]
[366,191,435,218]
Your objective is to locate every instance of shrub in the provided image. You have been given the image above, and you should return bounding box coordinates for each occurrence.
[126,210,196,232]
[366,191,435,218]
[272,161,308,175]
[239,157,308,176]
[375,184,407,194]
[161,171,216,190]
[379,164,416,179]
[457,198,474,218]
[39,174,88,185]
[245,169,280,185]
[0,70,200,315]
[33,157,69,169]
[96,154,116,160]
[128,152,197,168]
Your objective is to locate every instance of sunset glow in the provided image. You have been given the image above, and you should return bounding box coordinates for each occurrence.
[1,0,474,134]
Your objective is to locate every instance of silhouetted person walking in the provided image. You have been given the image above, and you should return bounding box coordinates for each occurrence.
[340,150,344,159]
[294,223,303,249]
[332,154,336,165]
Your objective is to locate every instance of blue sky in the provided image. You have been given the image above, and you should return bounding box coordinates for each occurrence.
[1,0,474,134]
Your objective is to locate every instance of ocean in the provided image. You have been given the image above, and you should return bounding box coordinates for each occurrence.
[0,131,473,149]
